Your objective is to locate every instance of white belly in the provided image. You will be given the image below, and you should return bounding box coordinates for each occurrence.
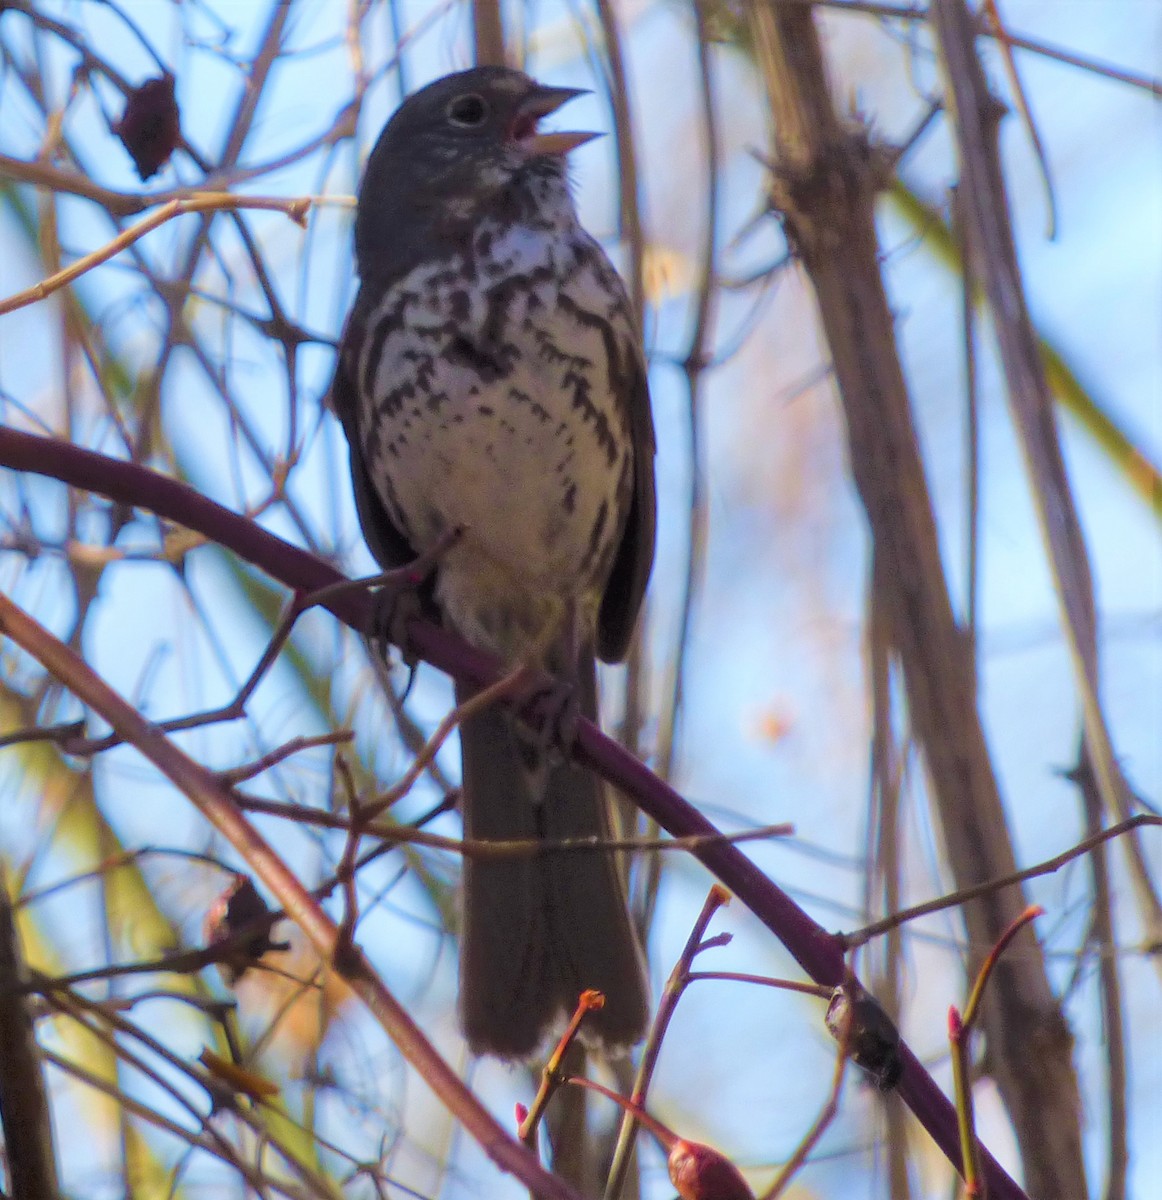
[357,220,632,659]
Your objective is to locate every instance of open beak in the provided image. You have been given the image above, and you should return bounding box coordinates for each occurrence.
[512,84,600,157]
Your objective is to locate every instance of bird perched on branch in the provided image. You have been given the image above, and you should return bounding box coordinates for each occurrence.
[329,67,656,1058]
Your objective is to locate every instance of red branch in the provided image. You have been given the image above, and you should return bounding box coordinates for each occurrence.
[0,426,1028,1199]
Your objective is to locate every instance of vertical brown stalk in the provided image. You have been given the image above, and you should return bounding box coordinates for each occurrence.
[929,0,1162,969]
[472,0,506,67]
[0,868,62,1200]
[744,2,1085,1194]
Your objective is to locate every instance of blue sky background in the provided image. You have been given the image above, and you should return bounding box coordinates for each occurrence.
[1,1,1159,1197]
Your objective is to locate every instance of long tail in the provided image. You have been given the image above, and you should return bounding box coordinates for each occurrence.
[456,654,648,1059]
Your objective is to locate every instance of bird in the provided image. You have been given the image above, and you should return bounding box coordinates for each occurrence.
[329,66,656,1059]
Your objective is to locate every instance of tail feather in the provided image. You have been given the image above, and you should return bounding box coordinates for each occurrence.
[456,657,648,1058]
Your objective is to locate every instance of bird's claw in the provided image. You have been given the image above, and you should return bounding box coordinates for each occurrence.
[369,585,425,669]
[368,528,463,666]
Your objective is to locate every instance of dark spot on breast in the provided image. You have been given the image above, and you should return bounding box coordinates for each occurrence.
[563,482,577,514]
[446,335,505,380]
[449,290,470,322]
[582,500,609,571]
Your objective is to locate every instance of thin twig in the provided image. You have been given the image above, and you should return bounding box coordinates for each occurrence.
[844,813,1160,948]
[236,793,794,858]
[1073,748,1128,1200]
[519,990,606,1146]
[216,731,354,785]
[604,885,731,1200]
[0,194,311,317]
[760,984,851,1198]
[685,971,830,999]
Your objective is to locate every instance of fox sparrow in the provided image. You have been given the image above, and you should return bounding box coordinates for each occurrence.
[329,67,656,1058]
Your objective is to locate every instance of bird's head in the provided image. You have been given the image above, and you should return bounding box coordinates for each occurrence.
[355,67,597,274]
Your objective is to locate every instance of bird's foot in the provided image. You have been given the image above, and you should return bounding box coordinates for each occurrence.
[368,527,462,665]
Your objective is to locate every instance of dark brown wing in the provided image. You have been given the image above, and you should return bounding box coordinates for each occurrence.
[596,325,656,664]
[328,298,419,573]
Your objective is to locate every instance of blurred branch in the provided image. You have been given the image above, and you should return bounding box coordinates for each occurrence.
[472,0,506,66]
[1072,748,1129,1200]
[954,182,981,655]
[645,0,723,944]
[981,0,1057,239]
[595,0,652,889]
[930,0,1162,965]
[130,0,295,461]
[654,4,721,789]
[0,153,189,216]
[866,559,913,1198]
[39,1043,298,1197]
[594,0,645,326]
[771,0,1162,97]
[887,180,1162,519]
[981,14,1162,98]
[0,137,356,216]
[0,865,61,1200]
[698,5,1162,517]
[743,0,1081,1192]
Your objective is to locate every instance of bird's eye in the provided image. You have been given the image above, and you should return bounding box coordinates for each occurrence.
[447,94,489,128]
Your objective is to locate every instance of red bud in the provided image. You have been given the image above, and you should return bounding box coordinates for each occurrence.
[113,74,181,179]
[668,1139,754,1200]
